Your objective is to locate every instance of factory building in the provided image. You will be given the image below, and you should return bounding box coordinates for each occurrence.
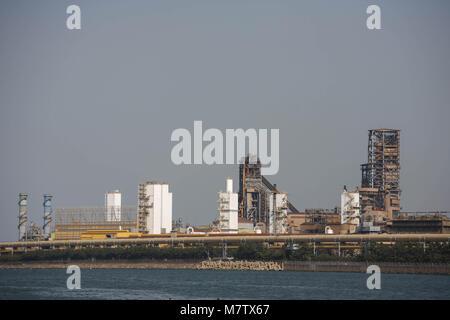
[23,222,45,241]
[300,209,356,234]
[268,191,288,234]
[105,190,121,222]
[238,156,268,224]
[17,128,450,241]
[287,213,307,233]
[360,129,401,221]
[389,214,450,234]
[286,208,355,234]
[17,193,54,240]
[172,218,186,233]
[340,187,360,226]
[138,182,172,234]
[238,155,300,233]
[356,221,381,234]
[218,178,239,233]
[238,217,254,233]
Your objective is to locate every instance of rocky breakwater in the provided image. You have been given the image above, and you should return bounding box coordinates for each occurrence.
[196,260,283,271]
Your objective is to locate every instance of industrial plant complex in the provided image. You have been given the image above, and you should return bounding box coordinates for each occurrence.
[6,129,450,248]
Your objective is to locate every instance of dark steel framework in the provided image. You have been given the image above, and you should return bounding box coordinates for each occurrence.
[238,156,268,224]
[361,129,401,199]
[238,156,301,228]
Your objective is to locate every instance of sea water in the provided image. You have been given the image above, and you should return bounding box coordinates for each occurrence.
[0,269,449,300]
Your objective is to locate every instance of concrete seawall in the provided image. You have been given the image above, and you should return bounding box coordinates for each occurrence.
[0,259,201,270]
[284,261,450,275]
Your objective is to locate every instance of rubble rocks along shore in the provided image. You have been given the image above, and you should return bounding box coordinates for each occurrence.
[196,260,283,271]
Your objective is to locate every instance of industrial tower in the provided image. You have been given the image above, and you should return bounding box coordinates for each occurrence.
[43,194,53,239]
[137,182,172,234]
[360,129,401,218]
[18,193,28,241]
[238,156,268,225]
[218,178,239,233]
[238,155,299,233]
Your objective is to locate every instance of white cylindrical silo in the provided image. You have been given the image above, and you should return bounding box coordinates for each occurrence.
[105,190,121,222]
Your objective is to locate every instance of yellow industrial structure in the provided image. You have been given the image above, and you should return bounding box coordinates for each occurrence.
[80,229,142,240]
[53,206,138,240]
[55,221,137,240]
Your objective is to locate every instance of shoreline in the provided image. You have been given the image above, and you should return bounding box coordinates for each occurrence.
[1,259,450,275]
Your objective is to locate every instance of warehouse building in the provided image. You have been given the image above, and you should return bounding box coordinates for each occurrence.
[389,215,450,234]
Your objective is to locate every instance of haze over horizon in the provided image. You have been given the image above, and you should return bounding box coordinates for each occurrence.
[1,0,450,241]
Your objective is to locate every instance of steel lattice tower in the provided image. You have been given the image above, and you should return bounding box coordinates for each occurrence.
[361,129,401,199]
[238,156,268,225]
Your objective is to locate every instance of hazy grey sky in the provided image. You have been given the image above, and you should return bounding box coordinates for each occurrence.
[1,0,450,241]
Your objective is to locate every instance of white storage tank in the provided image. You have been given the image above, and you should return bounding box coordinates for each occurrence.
[105,190,121,222]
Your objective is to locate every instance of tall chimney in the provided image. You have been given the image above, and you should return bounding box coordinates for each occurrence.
[18,193,28,241]
[43,194,53,238]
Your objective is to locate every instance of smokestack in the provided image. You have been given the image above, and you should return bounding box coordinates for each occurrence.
[43,194,53,238]
[18,193,28,241]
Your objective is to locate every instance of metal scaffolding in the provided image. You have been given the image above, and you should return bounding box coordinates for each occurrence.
[54,206,137,240]
[360,129,401,219]
[238,156,268,225]
[55,206,137,225]
[238,156,301,233]
[138,183,150,233]
[55,206,137,224]
[362,129,401,199]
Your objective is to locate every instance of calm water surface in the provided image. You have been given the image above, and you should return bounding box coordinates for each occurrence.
[0,269,449,300]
